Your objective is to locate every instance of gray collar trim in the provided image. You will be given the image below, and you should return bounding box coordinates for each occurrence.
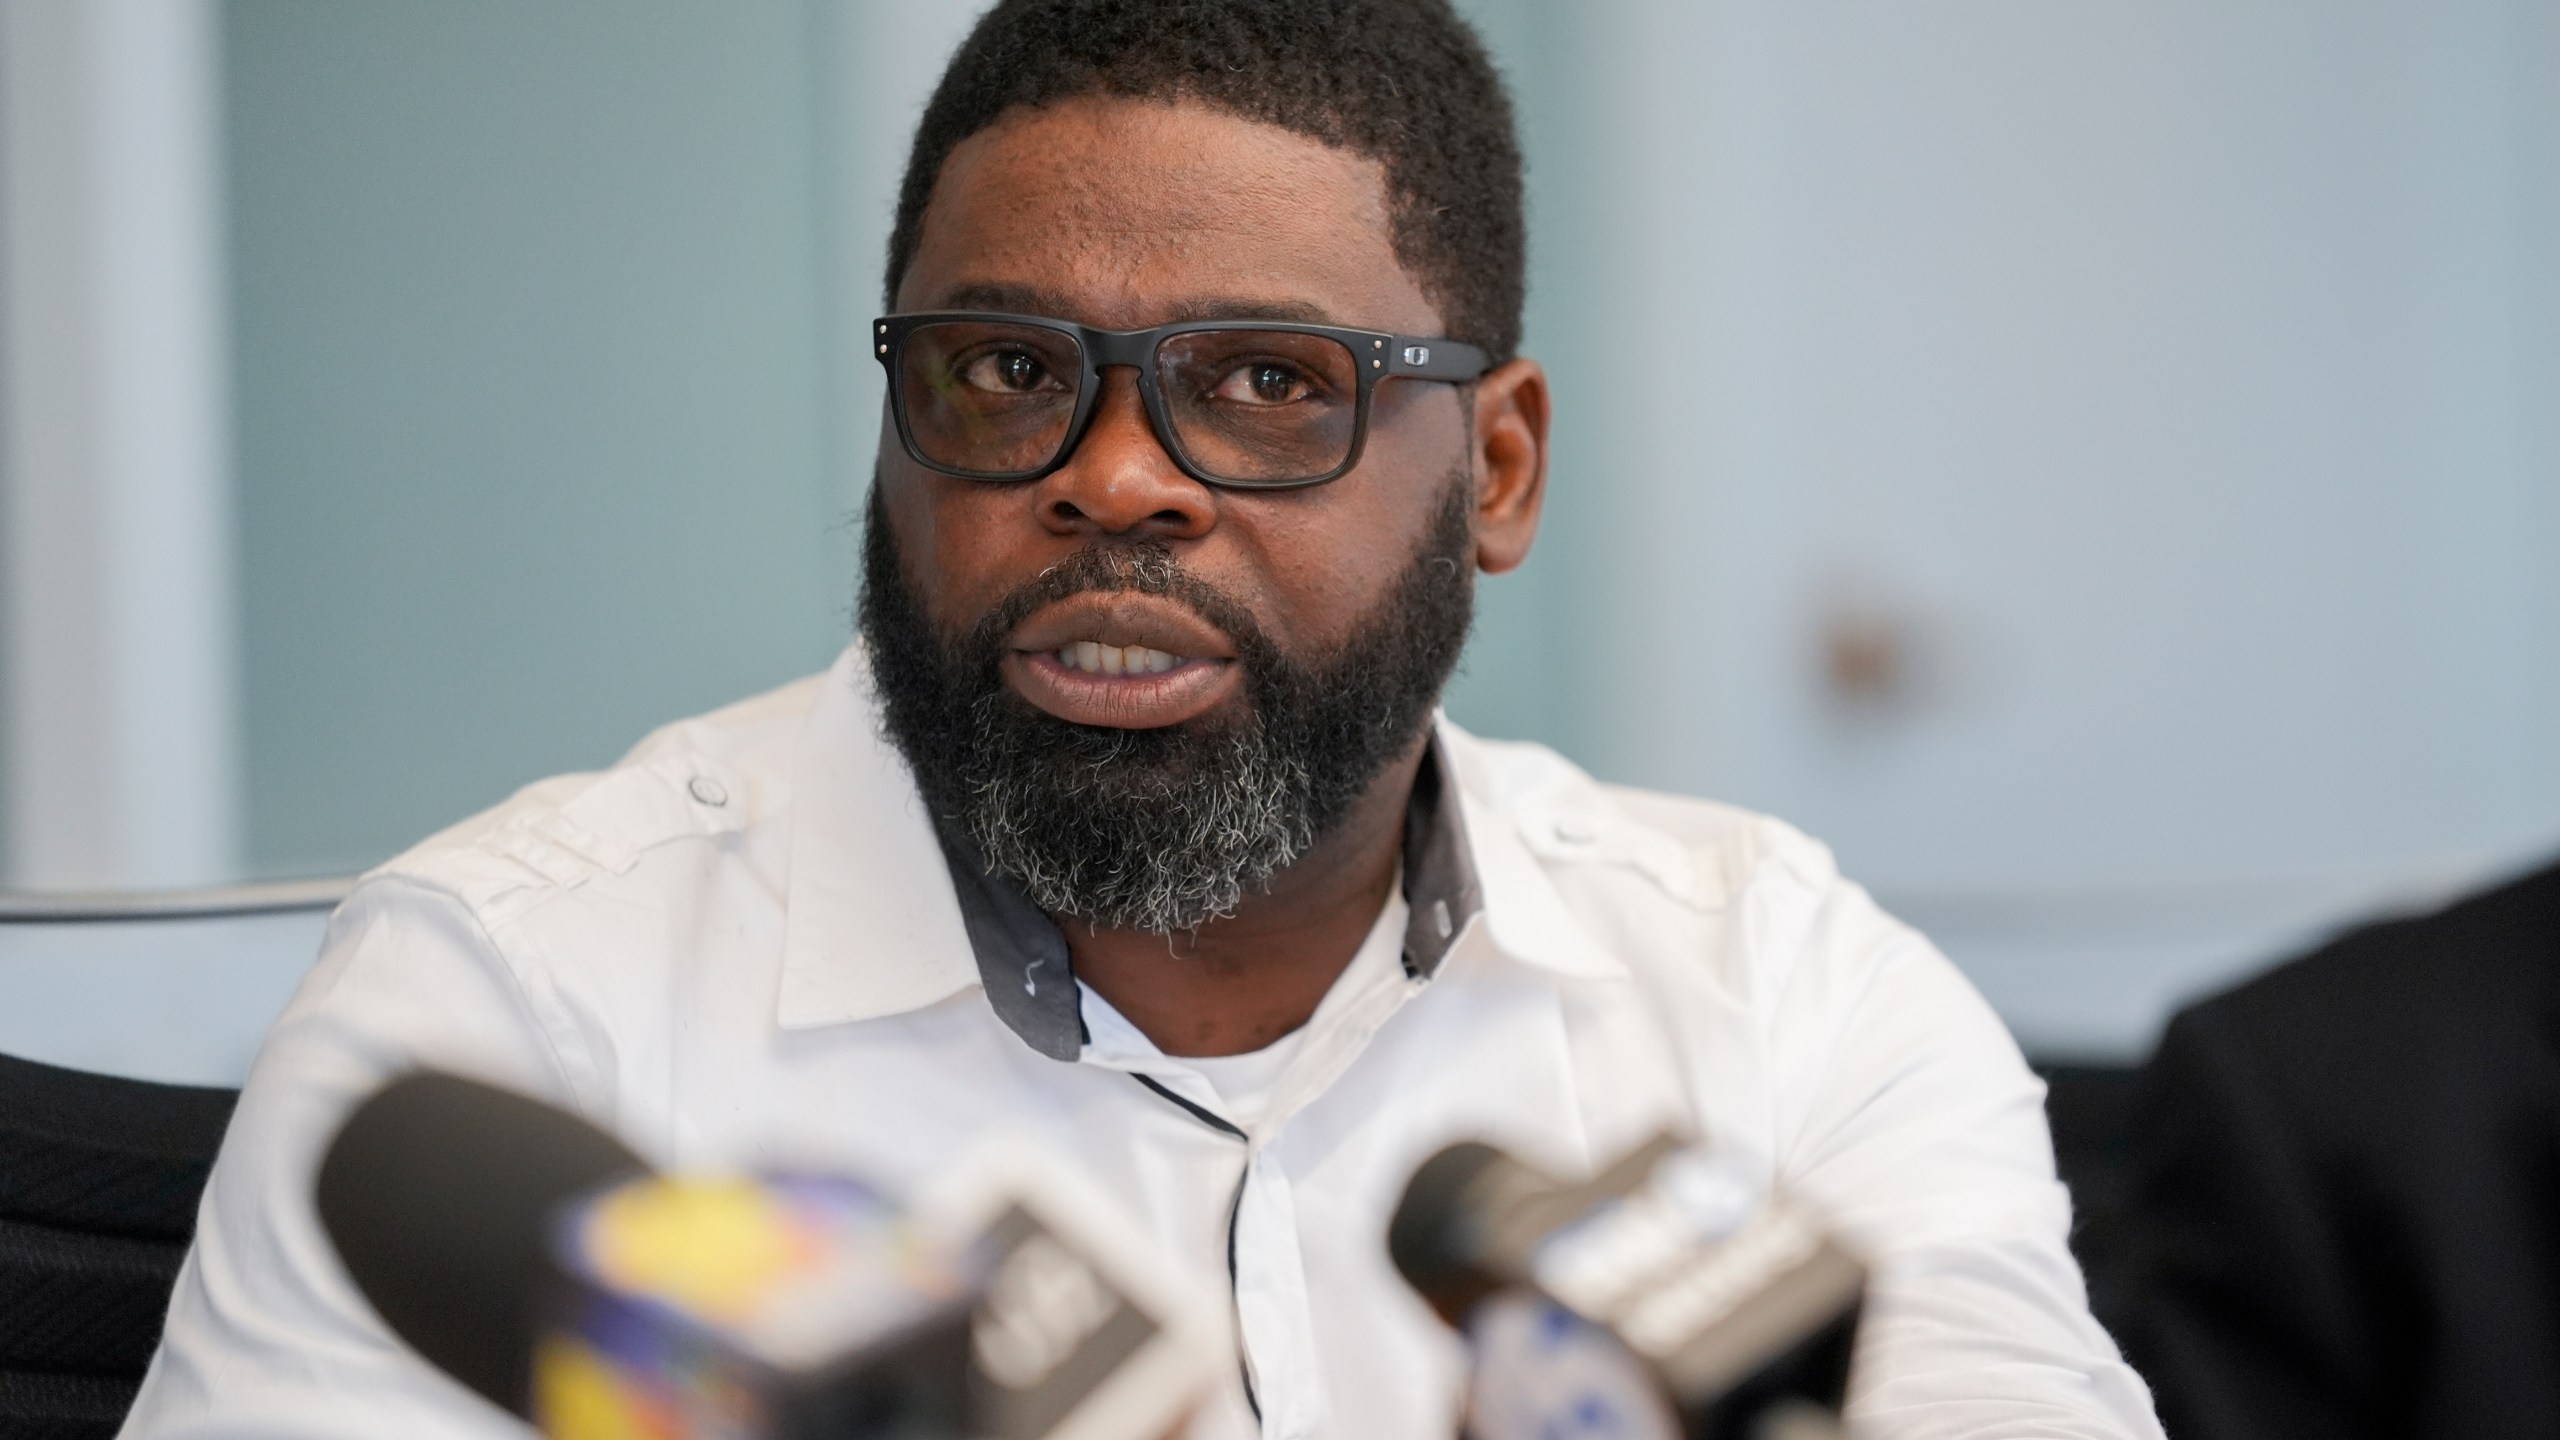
[932,734,1485,1062]
[1396,736,1483,980]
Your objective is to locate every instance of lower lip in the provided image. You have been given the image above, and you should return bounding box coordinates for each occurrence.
[1004,650,1242,729]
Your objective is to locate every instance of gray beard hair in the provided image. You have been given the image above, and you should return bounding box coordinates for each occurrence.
[966,709,1315,934]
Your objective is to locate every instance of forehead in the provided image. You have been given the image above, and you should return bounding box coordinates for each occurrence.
[898,95,1441,335]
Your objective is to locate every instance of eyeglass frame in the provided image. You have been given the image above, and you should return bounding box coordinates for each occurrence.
[871,311,1493,491]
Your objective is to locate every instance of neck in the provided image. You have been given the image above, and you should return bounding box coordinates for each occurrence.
[1062,739,1425,1058]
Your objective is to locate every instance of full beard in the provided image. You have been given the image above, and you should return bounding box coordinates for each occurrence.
[857,473,1475,935]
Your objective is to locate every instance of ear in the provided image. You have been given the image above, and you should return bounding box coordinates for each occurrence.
[1469,358,1550,575]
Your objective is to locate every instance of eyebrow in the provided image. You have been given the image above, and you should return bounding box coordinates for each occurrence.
[929,282,1341,329]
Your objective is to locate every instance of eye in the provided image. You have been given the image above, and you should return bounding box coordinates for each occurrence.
[959,348,1063,395]
[1210,361,1316,407]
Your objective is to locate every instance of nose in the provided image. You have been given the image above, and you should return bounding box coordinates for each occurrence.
[1031,368,1216,540]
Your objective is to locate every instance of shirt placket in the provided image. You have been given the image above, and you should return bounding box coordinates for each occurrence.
[1250,970,1435,1438]
[1081,967,1428,1439]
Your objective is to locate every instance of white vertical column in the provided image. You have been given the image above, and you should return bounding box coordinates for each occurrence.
[0,0,237,889]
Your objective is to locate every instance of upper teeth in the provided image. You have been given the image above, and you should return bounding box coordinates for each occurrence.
[1059,641,1182,675]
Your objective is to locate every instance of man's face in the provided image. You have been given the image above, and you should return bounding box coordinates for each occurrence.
[862,95,1537,932]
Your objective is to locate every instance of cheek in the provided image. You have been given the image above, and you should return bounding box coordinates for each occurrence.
[1223,480,1438,651]
[1219,390,1468,648]
[877,468,1034,629]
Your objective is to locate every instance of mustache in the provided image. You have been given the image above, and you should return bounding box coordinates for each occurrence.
[956,539,1281,677]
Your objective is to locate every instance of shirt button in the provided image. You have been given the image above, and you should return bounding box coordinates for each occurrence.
[687,776,729,807]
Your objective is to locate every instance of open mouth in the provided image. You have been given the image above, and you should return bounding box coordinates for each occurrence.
[1002,596,1246,729]
[1046,641,1190,676]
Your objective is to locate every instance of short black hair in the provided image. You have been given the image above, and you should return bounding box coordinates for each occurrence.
[886,0,1526,363]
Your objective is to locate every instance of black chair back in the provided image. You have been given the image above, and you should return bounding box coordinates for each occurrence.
[0,1051,237,1439]
[2033,1059,2146,1335]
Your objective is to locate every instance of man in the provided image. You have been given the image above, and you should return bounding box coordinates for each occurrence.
[2112,855,2560,1440]
[127,2,2161,1436]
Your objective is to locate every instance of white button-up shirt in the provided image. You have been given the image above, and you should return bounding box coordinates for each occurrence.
[124,647,2161,1440]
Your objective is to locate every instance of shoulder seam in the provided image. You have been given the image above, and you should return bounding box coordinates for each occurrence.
[337,873,596,1102]
[374,749,754,930]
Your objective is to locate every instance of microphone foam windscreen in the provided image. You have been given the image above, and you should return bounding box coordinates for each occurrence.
[313,1072,649,1417]
[1386,1141,1501,1306]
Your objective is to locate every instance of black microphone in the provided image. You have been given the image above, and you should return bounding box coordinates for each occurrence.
[313,1069,649,1416]
[1390,1135,1865,1440]
[315,1071,1225,1439]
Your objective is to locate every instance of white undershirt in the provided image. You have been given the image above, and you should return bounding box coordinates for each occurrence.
[1174,882,1410,1132]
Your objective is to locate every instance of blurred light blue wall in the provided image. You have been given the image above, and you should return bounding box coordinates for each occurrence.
[227,0,857,873]
[1463,0,2560,1050]
[214,0,2560,1055]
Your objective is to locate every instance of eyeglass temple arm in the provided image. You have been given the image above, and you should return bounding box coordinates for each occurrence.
[1388,337,1494,382]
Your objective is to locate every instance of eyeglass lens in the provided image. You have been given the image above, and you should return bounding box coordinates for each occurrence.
[896,321,1361,484]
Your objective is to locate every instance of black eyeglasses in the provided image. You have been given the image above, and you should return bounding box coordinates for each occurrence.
[873,311,1491,490]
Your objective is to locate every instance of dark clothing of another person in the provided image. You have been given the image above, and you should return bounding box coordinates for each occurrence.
[2114,856,2560,1440]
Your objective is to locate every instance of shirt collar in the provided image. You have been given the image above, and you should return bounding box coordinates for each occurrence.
[777,647,1623,1047]
[1397,743,1481,979]
[1436,732,1630,984]
[776,648,982,1029]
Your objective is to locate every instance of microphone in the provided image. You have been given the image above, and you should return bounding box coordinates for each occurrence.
[1389,1135,1865,1440]
[313,1069,650,1414]
[315,1071,1225,1439]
